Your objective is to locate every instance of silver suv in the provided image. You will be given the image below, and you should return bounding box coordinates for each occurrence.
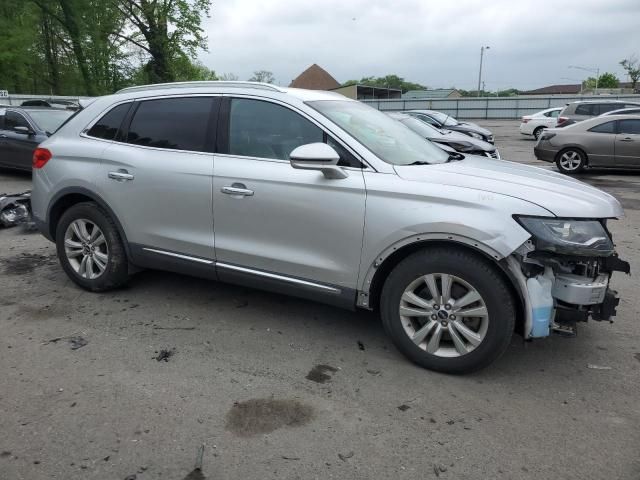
[31,82,629,373]
[557,100,640,127]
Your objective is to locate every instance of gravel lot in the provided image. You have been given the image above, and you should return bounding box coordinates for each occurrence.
[1,120,639,480]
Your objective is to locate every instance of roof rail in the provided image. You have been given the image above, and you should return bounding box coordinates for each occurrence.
[116,81,284,94]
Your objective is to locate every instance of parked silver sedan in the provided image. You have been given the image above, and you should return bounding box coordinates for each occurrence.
[388,113,500,158]
[534,114,640,174]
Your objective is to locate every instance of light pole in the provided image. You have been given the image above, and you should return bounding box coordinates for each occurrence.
[477,46,490,97]
[568,65,600,94]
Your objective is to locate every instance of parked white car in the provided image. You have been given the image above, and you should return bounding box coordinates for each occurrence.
[519,107,562,140]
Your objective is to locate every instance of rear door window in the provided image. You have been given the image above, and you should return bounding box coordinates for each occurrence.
[619,119,640,135]
[599,103,624,114]
[575,104,594,115]
[126,97,214,152]
[87,102,132,140]
[589,121,616,134]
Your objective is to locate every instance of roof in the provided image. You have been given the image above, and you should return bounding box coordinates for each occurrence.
[289,64,340,90]
[403,89,459,99]
[521,84,582,95]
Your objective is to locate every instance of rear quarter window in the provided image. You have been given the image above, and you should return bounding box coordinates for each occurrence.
[575,104,594,115]
[87,102,132,140]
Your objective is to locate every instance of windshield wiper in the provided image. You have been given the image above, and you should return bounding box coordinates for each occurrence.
[407,161,430,165]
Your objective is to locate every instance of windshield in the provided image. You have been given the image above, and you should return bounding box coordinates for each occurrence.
[27,110,73,134]
[400,117,444,138]
[309,101,450,165]
[427,111,458,126]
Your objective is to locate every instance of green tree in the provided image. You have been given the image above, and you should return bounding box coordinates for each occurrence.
[113,0,211,83]
[585,72,619,89]
[248,70,275,83]
[620,56,640,91]
[342,75,426,93]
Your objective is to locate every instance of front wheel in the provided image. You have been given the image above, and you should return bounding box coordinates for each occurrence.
[556,148,586,174]
[380,248,516,374]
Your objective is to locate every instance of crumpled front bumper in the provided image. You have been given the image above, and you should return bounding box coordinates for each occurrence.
[507,248,630,339]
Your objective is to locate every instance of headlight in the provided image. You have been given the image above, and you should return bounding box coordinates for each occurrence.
[515,216,614,256]
[466,131,483,139]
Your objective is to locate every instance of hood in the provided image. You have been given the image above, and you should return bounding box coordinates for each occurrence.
[456,122,492,136]
[394,156,624,218]
[437,129,495,151]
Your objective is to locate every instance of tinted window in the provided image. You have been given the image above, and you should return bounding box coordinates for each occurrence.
[87,103,131,140]
[547,110,560,118]
[127,97,213,152]
[229,99,323,160]
[5,111,30,130]
[575,104,594,115]
[599,103,623,114]
[0,109,4,130]
[619,119,640,135]
[589,121,616,134]
[327,136,362,168]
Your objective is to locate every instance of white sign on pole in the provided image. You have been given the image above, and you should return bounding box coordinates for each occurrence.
[0,90,9,97]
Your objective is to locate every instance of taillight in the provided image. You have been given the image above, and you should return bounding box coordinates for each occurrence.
[557,116,569,126]
[522,117,529,123]
[33,148,52,169]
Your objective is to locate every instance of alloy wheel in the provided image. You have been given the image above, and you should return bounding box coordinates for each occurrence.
[399,273,489,357]
[559,150,583,171]
[64,219,109,279]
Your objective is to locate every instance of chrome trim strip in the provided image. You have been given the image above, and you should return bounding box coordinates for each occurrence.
[142,247,214,265]
[216,262,342,294]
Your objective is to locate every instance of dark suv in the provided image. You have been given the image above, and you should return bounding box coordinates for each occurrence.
[557,100,640,127]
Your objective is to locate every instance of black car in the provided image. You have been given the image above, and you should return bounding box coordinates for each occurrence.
[404,110,494,144]
[0,107,74,171]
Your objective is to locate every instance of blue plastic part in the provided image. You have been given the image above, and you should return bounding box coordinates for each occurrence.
[530,307,552,337]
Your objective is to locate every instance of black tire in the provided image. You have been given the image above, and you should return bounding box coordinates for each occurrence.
[533,127,545,140]
[555,148,586,174]
[55,202,129,291]
[380,248,516,374]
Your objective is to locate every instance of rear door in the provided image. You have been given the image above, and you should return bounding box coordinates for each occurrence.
[96,96,219,265]
[615,119,640,167]
[212,96,366,303]
[585,120,617,166]
[1,110,38,169]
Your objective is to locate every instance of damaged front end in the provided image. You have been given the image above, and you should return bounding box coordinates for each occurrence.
[0,191,32,228]
[507,216,630,338]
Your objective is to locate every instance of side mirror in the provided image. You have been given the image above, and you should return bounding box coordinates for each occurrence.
[14,126,33,135]
[289,143,348,179]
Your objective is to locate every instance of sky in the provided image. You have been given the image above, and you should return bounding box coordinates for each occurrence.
[199,0,640,91]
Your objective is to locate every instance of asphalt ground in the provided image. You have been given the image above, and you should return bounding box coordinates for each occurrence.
[1,120,638,480]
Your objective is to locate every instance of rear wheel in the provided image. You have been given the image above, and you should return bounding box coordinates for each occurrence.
[556,148,586,174]
[380,248,516,374]
[56,202,129,291]
[533,126,545,140]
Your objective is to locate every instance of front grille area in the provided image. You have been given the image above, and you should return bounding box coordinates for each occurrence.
[485,151,500,159]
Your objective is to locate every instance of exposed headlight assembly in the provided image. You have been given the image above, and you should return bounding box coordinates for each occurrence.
[515,216,614,256]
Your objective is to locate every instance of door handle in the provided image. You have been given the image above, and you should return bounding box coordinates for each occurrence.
[108,169,134,181]
[619,137,633,142]
[221,183,254,197]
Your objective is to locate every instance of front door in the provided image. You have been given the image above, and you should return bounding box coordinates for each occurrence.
[1,110,37,169]
[615,119,640,167]
[212,97,366,302]
[97,96,218,263]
